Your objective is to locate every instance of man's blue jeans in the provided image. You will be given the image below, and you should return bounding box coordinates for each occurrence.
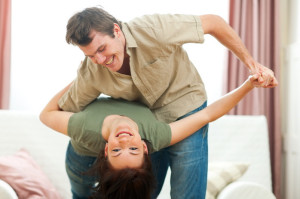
[151,101,209,199]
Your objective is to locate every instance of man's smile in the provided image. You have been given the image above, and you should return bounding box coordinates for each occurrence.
[105,56,114,65]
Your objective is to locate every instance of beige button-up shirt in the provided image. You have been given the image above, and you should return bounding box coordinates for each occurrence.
[59,14,207,123]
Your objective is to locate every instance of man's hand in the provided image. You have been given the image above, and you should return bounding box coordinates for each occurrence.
[250,62,278,88]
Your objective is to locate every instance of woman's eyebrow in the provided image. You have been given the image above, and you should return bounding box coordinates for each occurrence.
[111,148,141,157]
[130,151,140,155]
[111,152,121,157]
[111,152,139,157]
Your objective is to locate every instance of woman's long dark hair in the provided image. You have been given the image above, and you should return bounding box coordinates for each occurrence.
[89,140,156,199]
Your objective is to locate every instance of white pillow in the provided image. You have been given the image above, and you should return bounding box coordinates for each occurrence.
[205,162,249,199]
[0,179,18,199]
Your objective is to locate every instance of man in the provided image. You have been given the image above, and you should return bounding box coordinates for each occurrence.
[59,7,277,199]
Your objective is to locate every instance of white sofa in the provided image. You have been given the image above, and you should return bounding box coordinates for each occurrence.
[158,115,276,199]
[0,110,276,199]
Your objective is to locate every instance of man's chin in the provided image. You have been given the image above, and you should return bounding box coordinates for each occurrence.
[106,65,118,72]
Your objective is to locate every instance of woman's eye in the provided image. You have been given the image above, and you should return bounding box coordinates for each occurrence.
[130,147,138,150]
[112,149,120,152]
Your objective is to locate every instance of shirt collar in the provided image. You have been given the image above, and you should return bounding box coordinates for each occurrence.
[121,22,138,49]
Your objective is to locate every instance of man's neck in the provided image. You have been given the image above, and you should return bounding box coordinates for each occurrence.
[118,55,131,75]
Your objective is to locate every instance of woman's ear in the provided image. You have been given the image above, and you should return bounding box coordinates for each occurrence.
[142,141,148,155]
[105,143,108,158]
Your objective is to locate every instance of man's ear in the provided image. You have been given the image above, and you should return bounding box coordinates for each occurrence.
[142,141,148,155]
[105,143,108,158]
[113,23,121,37]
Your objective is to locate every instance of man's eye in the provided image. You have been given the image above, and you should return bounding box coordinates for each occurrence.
[112,149,120,152]
[130,147,138,150]
[98,48,105,53]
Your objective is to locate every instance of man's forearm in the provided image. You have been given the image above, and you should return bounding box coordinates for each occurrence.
[200,14,256,71]
[200,14,278,87]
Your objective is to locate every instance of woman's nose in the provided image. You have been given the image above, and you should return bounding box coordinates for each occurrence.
[119,136,130,142]
[118,136,131,147]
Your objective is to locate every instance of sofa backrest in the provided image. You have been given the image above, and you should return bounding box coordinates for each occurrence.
[208,115,272,191]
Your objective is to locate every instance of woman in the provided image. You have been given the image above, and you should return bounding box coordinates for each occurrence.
[40,75,265,199]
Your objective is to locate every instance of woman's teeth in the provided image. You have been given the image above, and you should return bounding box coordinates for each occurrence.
[116,131,133,137]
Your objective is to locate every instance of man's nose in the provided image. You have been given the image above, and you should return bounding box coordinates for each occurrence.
[94,52,106,64]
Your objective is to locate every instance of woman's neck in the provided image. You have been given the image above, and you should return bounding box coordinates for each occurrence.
[102,115,118,141]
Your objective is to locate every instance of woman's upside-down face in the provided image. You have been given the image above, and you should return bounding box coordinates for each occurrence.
[103,115,148,169]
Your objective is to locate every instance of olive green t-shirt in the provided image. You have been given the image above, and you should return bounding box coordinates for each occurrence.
[68,98,172,157]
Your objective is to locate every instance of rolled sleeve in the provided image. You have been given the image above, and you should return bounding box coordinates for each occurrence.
[193,15,205,43]
[58,90,79,112]
[58,58,101,112]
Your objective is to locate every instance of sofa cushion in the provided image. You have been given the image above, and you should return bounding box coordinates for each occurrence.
[0,148,62,199]
[217,181,276,199]
[205,162,249,199]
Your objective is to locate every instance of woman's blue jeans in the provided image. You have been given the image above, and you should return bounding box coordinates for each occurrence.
[151,101,209,199]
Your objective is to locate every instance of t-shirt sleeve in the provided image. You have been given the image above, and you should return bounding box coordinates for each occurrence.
[139,121,172,153]
[67,112,85,140]
[58,57,101,112]
[68,111,104,155]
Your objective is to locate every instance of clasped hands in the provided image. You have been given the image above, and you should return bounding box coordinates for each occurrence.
[249,62,278,88]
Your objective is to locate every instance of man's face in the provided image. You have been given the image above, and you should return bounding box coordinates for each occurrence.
[79,24,126,72]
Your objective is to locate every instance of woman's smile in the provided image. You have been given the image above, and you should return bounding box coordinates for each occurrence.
[116,131,133,137]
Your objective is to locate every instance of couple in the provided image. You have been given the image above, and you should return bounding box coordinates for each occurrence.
[40,7,277,199]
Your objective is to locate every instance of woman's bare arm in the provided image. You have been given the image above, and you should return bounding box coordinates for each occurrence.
[39,82,74,135]
[169,75,261,145]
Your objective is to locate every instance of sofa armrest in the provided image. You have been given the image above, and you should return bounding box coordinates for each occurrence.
[0,180,18,199]
[217,181,276,199]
